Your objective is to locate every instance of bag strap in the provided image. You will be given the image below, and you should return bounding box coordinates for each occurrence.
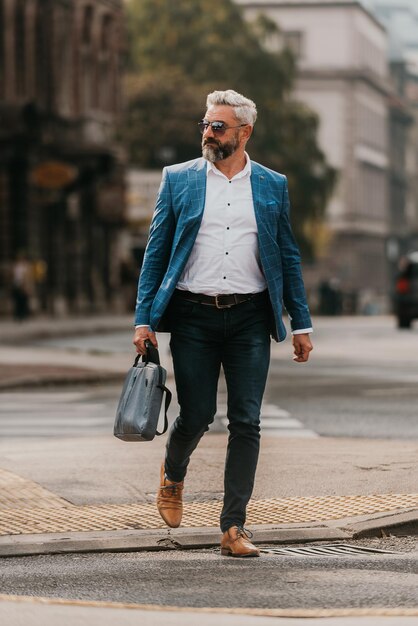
[156,384,172,436]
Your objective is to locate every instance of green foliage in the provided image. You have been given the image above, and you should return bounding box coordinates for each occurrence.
[124,70,207,167]
[123,0,336,258]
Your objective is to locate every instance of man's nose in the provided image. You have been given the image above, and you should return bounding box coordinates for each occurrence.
[203,123,214,137]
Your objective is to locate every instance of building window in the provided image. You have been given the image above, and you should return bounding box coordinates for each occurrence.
[15,0,26,97]
[98,14,114,112]
[100,14,113,52]
[55,4,73,116]
[35,0,47,106]
[283,31,304,60]
[82,5,93,45]
[80,5,95,112]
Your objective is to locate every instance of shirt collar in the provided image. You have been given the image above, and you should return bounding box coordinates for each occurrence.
[206,152,251,180]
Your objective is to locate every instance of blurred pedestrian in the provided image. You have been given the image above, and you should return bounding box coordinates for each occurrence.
[318,278,342,315]
[11,252,33,321]
[120,254,138,312]
[32,259,48,313]
[133,89,313,557]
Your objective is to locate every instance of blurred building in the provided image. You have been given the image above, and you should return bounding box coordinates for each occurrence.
[363,0,418,256]
[125,169,161,260]
[237,0,394,310]
[387,62,414,265]
[0,0,125,317]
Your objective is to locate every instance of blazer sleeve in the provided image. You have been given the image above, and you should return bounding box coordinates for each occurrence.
[277,177,313,331]
[134,168,176,326]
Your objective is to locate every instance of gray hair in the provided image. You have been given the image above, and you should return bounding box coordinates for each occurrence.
[206,90,257,126]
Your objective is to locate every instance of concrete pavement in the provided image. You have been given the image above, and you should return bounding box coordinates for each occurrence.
[1,595,418,626]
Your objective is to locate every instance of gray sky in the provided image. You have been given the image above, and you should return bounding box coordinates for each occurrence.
[362,0,418,63]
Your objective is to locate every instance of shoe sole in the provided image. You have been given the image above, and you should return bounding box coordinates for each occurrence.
[220,548,260,558]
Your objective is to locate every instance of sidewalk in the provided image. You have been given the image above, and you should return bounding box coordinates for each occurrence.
[0,314,417,557]
[0,314,147,389]
[0,314,133,345]
[2,595,418,626]
[0,432,417,557]
[1,595,418,626]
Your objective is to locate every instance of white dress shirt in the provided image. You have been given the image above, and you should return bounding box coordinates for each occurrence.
[177,155,266,294]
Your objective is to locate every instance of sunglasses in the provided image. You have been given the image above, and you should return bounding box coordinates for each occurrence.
[198,119,248,136]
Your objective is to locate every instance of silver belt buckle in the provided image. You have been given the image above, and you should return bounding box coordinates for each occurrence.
[215,295,232,309]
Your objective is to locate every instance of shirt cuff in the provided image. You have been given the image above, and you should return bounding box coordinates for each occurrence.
[135,325,151,329]
[292,327,313,335]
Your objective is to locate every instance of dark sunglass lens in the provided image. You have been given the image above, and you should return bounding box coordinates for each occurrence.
[211,122,226,134]
[198,121,207,134]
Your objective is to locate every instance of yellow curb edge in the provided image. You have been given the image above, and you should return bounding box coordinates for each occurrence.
[0,594,417,618]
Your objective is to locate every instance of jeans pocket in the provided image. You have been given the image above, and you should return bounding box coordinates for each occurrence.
[170,298,197,320]
[248,293,269,312]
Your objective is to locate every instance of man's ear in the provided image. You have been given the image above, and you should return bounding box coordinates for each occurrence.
[242,125,253,142]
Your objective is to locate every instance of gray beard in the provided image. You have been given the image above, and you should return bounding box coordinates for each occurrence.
[202,136,239,162]
[202,144,223,162]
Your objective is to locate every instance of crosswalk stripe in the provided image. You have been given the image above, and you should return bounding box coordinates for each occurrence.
[0,391,318,439]
[0,390,116,438]
[216,403,318,438]
[0,403,107,411]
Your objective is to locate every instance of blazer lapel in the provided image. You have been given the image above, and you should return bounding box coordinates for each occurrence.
[169,159,206,262]
[186,159,207,222]
[250,162,268,233]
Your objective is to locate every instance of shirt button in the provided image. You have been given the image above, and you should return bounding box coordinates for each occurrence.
[223,276,226,279]
[227,227,230,230]
[229,181,232,184]
[227,203,230,206]
[225,252,229,255]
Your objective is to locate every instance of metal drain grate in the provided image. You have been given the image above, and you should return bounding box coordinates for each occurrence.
[261,543,397,557]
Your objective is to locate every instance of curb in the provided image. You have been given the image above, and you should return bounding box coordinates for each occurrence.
[1,510,417,558]
[345,509,418,538]
[0,525,351,558]
[1,593,418,619]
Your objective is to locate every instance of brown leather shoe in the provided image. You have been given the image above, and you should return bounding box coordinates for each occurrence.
[156,463,184,528]
[221,526,260,557]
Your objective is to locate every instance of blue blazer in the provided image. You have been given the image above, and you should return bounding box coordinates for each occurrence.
[134,157,312,341]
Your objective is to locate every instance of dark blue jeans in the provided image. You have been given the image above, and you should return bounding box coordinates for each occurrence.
[165,290,271,532]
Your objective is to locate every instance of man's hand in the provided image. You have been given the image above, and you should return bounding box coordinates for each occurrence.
[133,327,158,355]
[292,333,313,363]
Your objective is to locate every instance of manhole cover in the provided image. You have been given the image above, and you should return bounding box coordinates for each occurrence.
[261,543,397,557]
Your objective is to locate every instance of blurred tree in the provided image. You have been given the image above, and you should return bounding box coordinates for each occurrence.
[123,0,336,258]
[124,70,207,167]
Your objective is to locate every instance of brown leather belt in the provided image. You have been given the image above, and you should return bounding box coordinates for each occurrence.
[174,289,267,309]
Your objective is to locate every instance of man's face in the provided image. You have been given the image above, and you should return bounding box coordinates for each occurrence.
[201,105,244,163]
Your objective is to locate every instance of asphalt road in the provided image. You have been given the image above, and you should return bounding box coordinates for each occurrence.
[1,538,417,610]
[266,358,418,439]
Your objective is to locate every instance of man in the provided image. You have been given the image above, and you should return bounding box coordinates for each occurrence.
[133,89,313,558]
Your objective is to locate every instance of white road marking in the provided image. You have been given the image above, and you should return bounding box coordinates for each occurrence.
[217,403,318,438]
[0,391,116,438]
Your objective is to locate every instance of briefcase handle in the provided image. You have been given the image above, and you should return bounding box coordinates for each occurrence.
[133,340,160,366]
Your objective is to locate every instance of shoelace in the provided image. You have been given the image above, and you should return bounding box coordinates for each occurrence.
[236,526,253,539]
[161,483,182,496]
